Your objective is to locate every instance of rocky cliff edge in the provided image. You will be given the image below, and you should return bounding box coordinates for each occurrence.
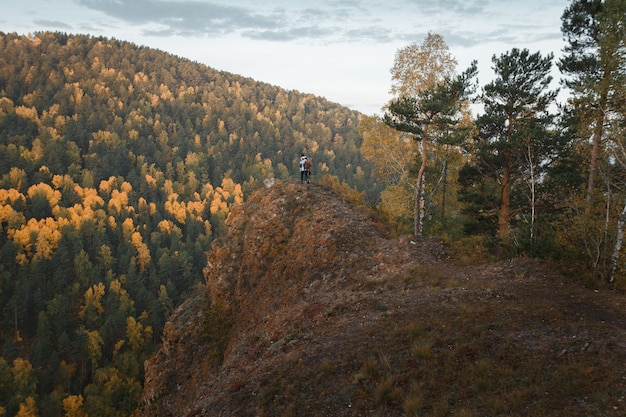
[140,180,626,417]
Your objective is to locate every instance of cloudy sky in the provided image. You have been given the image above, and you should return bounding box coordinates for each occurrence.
[3,0,570,115]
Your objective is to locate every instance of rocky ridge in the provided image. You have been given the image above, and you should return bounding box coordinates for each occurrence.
[140,180,626,417]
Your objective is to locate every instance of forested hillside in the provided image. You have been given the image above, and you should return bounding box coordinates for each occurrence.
[0,0,624,413]
[0,31,377,417]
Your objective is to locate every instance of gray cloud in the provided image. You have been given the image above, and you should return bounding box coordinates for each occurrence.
[33,19,73,30]
[343,26,395,43]
[76,0,393,43]
[78,0,285,36]
[75,0,562,48]
[405,0,488,17]
[243,26,337,41]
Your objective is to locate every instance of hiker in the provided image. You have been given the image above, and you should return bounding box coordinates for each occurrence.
[299,153,310,183]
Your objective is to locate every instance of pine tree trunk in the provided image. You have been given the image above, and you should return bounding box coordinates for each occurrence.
[497,167,512,254]
[527,142,536,241]
[585,94,607,213]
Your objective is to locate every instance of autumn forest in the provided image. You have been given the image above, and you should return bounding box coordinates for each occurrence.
[0,0,624,416]
[0,30,379,417]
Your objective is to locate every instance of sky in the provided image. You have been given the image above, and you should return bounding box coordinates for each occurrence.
[2,0,571,115]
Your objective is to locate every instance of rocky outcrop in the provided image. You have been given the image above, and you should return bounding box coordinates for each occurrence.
[140,180,626,417]
[141,180,429,416]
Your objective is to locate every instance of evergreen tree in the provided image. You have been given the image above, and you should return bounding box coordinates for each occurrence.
[559,0,626,211]
[459,48,558,256]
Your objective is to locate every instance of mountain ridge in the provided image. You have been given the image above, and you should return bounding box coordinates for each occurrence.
[140,180,626,417]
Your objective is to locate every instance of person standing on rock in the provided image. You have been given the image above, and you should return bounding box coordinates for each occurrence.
[299,153,311,183]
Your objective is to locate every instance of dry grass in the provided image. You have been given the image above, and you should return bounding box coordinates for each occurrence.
[245,263,626,417]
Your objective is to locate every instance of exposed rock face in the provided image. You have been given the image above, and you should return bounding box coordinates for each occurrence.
[141,180,431,416]
[140,180,626,417]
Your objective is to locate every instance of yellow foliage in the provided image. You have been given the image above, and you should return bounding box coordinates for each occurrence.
[16,396,38,417]
[53,202,103,231]
[359,115,415,183]
[92,130,116,145]
[80,283,106,319]
[9,221,34,257]
[26,140,44,162]
[164,193,187,223]
[70,83,84,106]
[109,279,122,295]
[120,181,133,194]
[34,218,62,260]
[133,71,148,83]
[52,174,73,190]
[126,316,144,351]
[131,232,143,249]
[131,231,151,272]
[22,93,37,107]
[186,200,205,217]
[15,253,28,266]
[145,174,157,187]
[62,395,87,417]
[159,83,173,101]
[108,189,128,215]
[84,329,103,365]
[0,96,15,113]
[233,183,244,205]
[98,176,117,195]
[210,195,223,215]
[108,215,117,230]
[122,218,135,241]
[220,177,236,199]
[163,179,174,195]
[11,358,34,392]
[0,204,26,230]
[201,182,215,198]
[44,126,62,141]
[27,183,62,207]
[77,186,104,209]
[2,168,27,189]
[54,115,66,131]
[11,217,62,263]
[390,32,457,99]
[109,279,134,311]
[185,152,200,167]
[380,184,413,221]
[113,340,125,355]
[158,219,173,234]
[15,105,39,122]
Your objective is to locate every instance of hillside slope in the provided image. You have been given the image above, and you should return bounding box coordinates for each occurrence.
[0,32,380,415]
[141,180,626,417]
